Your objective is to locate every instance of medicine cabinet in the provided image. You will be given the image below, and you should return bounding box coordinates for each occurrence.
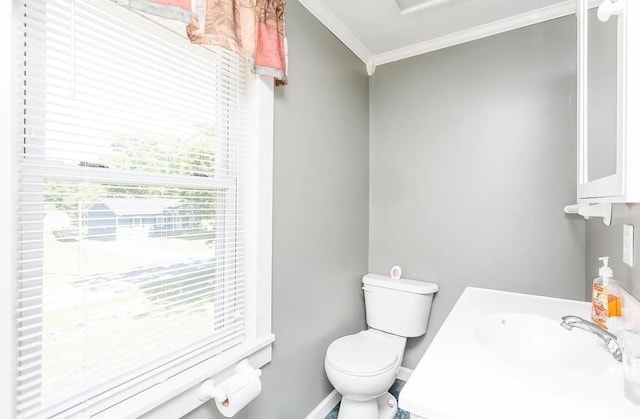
[576,0,640,202]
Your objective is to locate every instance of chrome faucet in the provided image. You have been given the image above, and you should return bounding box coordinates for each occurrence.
[560,315,622,362]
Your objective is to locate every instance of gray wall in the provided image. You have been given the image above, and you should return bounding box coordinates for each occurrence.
[184,10,595,419]
[586,204,640,300]
[368,16,586,369]
[184,1,370,418]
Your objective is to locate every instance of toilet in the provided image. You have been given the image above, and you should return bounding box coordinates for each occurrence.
[324,273,438,419]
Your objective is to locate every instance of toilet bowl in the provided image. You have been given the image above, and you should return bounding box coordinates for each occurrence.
[325,330,405,419]
[324,273,438,419]
[326,330,404,399]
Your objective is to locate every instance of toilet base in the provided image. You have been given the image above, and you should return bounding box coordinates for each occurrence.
[377,392,398,419]
[337,392,398,419]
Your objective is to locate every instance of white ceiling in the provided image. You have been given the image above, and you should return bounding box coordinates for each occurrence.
[298,0,596,74]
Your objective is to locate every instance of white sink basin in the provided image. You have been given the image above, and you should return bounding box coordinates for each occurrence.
[400,288,640,419]
[475,312,609,372]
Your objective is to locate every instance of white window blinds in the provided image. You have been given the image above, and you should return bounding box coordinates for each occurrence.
[16,1,248,417]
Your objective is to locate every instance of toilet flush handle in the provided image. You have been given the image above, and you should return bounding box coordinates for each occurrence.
[362,286,376,293]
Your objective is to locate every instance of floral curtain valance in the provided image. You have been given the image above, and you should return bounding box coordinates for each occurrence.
[127,0,288,85]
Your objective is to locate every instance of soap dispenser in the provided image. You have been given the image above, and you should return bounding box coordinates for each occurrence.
[591,256,622,328]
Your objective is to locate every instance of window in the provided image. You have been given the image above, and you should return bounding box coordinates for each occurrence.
[13,1,274,418]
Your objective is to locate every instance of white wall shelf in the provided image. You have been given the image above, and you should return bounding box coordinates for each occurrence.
[564,202,612,225]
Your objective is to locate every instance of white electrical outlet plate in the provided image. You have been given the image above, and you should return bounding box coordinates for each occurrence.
[623,224,634,267]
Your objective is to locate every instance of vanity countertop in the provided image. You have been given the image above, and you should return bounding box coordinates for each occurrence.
[399,287,640,419]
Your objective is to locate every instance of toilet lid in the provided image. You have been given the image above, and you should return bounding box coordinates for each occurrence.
[326,332,398,377]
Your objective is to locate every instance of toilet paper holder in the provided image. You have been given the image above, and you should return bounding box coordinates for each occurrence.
[198,359,262,406]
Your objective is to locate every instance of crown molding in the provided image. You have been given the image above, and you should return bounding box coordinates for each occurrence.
[299,0,602,75]
[297,0,373,68]
[372,0,601,68]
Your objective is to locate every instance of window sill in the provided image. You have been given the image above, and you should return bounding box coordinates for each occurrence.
[89,335,275,419]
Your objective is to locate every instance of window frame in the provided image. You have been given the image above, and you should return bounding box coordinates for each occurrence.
[1,2,17,419]
[2,1,274,417]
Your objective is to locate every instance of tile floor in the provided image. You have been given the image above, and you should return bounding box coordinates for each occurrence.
[324,379,410,419]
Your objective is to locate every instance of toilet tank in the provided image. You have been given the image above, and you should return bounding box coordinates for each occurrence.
[362,273,438,337]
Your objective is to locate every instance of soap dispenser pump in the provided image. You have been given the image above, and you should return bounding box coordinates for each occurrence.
[591,256,622,328]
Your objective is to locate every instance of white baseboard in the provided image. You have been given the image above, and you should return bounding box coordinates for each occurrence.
[304,390,340,419]
[396,366,413,381]
[305,368,415,419]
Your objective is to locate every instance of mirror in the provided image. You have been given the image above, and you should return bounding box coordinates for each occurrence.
[586,8,618,182]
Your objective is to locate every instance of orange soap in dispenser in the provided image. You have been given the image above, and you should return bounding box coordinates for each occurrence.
[591,256,622,328]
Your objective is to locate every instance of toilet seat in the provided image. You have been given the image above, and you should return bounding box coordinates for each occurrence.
[326,332,399,377]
